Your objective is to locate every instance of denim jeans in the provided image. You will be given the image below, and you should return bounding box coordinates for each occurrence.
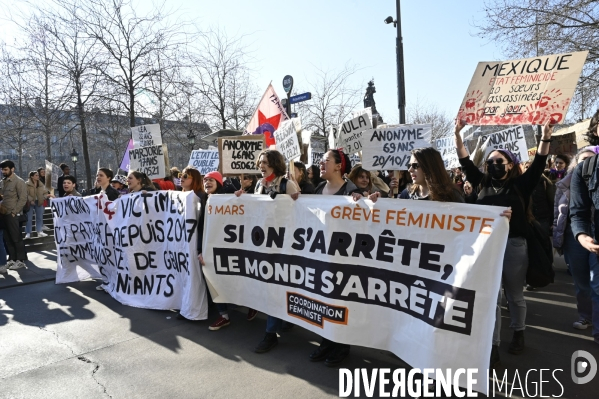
[563,226,599,338]
[26,204,44,234]
[493,237,528,346]
[0,229,7,265]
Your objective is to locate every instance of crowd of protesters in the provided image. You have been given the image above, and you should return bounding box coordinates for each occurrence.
[1,115,599,369]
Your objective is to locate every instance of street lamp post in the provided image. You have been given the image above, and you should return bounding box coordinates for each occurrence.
[385,0,406,124]
[187,130,196,150]
[70,149,79,180]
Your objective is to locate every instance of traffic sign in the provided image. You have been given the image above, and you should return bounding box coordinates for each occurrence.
[289,92,311,104]
[283,75,294,93]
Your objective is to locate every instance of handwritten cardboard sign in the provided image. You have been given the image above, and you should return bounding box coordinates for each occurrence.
[360,124,432,170]
[218,135,265,176]
[457,51,588,126]
[188,150,219,175]
[274,119,301,161]
[132,124,162,147]
[128,144,168,179]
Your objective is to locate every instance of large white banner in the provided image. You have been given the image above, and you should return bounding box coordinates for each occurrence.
[360,124,432,170]
[52,192,208,320]
[203,195,508,394]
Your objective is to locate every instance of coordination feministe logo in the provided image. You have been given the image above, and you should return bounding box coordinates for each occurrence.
[338,350,597,398]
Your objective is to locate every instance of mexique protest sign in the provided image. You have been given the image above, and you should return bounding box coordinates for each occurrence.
[218,135,265,175]
[188,150,219,175]
[360,124,432,170]
[457,51,588,125]
[52,192,208,320]
[203,195,508,395]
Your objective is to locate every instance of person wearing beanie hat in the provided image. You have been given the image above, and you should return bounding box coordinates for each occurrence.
[204,171,223,186]
[203,171,224,195]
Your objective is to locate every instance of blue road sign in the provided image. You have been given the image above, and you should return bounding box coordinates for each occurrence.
[289,92,312,104]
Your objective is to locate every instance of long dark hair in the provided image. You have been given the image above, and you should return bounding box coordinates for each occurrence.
[409,147,459,202]
[308,165,323,186]
[293,162,308,186]
[481,149,522,184]
[586,109,599,146]
[328,149,352,176]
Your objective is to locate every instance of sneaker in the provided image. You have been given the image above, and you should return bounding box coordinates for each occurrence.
[95,285,105,291]
[281,323,295,332]
[490,345,500,368]
[247,308,258,321]
[508,330,525,354]
[4,260,16,270]
[309,341,335,362]
[9,261,26,270]
[573,319,591,330]
[254,333,278,353]
[0,265,8,274]
[24,233,31,239]
[208,316,230,331]
[525,285,535,291]
[42,225,51,231]
[38,232,48,238]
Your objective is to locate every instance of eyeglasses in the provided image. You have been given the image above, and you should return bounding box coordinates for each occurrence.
[486,158,508,166]
[408,163,419,170]
[178,173,189,179]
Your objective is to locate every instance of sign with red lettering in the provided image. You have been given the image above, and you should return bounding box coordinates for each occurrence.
[457,51,588,126]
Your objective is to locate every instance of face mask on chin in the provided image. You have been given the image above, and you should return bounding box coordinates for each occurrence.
[490,164,508,179]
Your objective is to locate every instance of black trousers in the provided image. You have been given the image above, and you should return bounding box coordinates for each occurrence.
[2,214,27,261]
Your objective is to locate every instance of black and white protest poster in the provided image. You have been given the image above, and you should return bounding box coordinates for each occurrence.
[188,150,220,175]
[44,160,62,191]
[131,123,162,148]
[274,119,301,161]
[549,132,577,156]
[218,135,265,176]
[203,195,508,395]
[52,192,208,320]
[128,144,168,179]
[479,125,529,162]
[434,134,461,169]
[336,113,373,153]
[360,124,432,170]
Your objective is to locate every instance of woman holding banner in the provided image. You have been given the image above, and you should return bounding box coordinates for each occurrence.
[88,168,119,201]
[307,149,361,366]
[454,118,553,367]
[368,148,463,203]
[126,171,156,193]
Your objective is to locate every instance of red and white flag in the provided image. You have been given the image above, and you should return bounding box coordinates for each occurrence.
[244,83,289,147]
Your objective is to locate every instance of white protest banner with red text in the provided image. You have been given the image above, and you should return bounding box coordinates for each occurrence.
[360,124,432,170]
[457,51,588,125]
[202,195,508,395]
[52,192,208,320]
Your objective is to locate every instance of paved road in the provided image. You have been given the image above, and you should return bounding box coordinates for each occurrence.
[0,251,597,398]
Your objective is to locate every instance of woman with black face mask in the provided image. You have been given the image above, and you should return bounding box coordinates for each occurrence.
[454,118,554,368]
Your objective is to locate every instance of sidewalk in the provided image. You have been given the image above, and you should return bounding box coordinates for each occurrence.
[0,250,57,289]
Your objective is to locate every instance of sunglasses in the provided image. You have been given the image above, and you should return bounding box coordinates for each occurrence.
[408,163,419,170]
[486,158,509,166]
[178,173,190,179]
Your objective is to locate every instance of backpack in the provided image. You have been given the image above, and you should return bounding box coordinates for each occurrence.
[581,153,598,187]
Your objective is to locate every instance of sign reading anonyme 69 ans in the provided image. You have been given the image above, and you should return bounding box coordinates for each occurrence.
[360,124,432,170]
